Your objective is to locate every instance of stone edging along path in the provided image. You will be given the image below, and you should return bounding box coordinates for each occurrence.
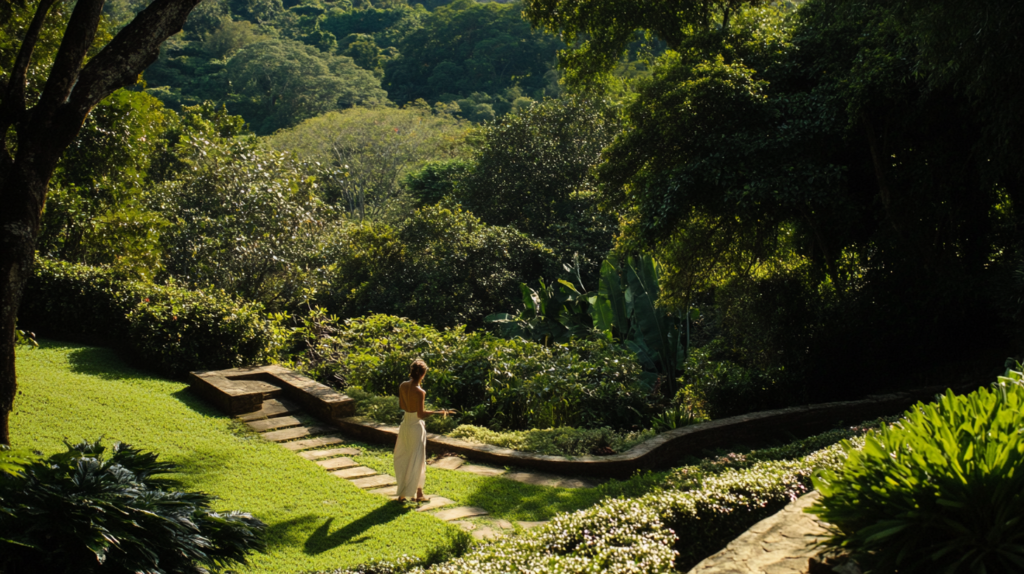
[190,364,976,480]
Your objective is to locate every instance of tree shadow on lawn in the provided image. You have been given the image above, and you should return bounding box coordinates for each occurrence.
[49,340,154,382]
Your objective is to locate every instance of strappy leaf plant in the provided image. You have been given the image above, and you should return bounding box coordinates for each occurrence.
[808,369,1024,573]
[0,439,266,574]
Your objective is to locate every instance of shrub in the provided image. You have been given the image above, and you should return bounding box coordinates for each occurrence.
[0,439,266,574]
[20,258,279,376]
[413,442,852,573]
[448,425,656,457]
[280,314,657,431]
[317,204,556,330]
[808,376,1024,573]
[677,345,792,419]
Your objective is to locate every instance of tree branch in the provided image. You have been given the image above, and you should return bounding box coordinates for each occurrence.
[0,0,59,154]
[66,0,203,119]
[33,0,104,120]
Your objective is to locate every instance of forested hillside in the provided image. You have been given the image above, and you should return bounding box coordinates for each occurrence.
[112,0,564,133]
[4,0,1023,440]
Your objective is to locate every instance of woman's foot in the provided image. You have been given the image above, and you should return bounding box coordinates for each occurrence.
[413,496,429,502]
[396,497,407,503]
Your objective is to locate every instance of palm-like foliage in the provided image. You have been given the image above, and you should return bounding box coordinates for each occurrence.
[0,439,265,574]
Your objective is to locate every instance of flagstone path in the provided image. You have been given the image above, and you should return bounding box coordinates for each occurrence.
[236,398,602,539]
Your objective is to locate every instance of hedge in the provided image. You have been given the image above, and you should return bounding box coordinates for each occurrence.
[19,258,279,377]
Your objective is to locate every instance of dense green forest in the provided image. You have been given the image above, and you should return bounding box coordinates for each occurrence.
[4,0,1024,434]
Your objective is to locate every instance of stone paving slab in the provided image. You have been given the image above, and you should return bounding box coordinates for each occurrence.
[472,526,499,540]
[351,474,396,489]
[433,506,490,521]
[368,485,398,496]
[430,456,466,470]
[687,492,829,574]
[282,436,345,451]
[262,425,334,442]
[459,464,506,477]
[235,398,302,422]
[247,415,302,432]
[495,519,513,530]
[299,447,361,460]
[415,496,455,512]
[502,471,599,489]
[452,521,475,532]
[517,521,548,530]
[332,466,377,480]
[316,457,358,471]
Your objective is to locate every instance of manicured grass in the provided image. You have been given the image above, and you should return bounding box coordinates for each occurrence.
[11,341,468,574]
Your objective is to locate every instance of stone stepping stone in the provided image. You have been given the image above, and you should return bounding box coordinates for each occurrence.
[452,521,475,532]
[332,466,377,480]
[459,464,506,478]
[472,526,500,540]
[517,521,548,530]
[415,496,455,512]
[368,485,398,496]
[262,425,334,442]
[495,519,513,530]
[430,456,465,470]
[433,506,489,521]
[282,436,345,451]
[246,415,302,433]
[502,471,600,489]
[299,447,361,460]
[316,457,358,471]
[351,474,396,489]
[235,398,302,422]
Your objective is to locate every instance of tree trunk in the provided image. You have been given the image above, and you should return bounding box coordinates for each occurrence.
[0,0,204,446]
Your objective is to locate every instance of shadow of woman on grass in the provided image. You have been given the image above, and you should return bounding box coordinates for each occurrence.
[303,503,413,555]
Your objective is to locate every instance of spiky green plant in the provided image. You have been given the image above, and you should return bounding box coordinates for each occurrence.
[0,439,266,574]
[808,372,1024,573]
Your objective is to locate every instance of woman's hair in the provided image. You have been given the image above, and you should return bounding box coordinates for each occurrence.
[410,358,428,380]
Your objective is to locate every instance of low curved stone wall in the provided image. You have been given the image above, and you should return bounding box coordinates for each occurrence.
[191,364,978,479]
[329,383,977,479]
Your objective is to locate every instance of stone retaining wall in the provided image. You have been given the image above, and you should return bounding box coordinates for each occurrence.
[191,365,977,479]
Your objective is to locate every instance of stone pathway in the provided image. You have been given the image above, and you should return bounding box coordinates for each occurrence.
[239,404,587,541]
[686,492,862,574]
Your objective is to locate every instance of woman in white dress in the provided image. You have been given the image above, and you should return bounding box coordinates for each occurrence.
[394,359,453,503]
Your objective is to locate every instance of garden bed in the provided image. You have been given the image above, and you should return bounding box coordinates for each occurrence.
[192,364,978,479]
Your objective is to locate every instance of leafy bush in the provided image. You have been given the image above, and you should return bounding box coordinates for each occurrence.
[20,258,279,376]
[280,313,656,431]
[808,376,1024,573]
[677,345,793,419]
[448,425,656,457]
[0,439,265,574]
[319,204,556,329]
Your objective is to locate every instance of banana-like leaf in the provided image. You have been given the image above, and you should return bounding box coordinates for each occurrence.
[626,256,670,369]
[599,259,629,340]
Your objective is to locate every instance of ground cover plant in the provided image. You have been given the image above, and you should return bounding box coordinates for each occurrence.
[810,375,1024,573]
[9,341,468,574]
[330,421,891,574]
[0,439,266,574]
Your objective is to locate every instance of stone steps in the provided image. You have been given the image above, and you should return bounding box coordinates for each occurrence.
[242,396,566,542]
[246,415,303,432]
[236,397,302,422]
[316,457,358,471]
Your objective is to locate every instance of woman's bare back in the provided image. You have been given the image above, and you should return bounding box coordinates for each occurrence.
[398,380,426,414]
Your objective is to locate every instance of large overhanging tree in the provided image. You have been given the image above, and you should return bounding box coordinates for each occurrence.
[0,0,202,445]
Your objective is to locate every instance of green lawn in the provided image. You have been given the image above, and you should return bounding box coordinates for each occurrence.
[11,340,657,572]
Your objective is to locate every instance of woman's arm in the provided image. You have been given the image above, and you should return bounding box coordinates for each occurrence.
[414,388,456,420]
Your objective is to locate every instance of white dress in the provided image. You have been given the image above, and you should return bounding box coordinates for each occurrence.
[394,411,426,498]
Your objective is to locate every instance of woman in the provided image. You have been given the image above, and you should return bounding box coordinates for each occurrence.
[394,359,453,503]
